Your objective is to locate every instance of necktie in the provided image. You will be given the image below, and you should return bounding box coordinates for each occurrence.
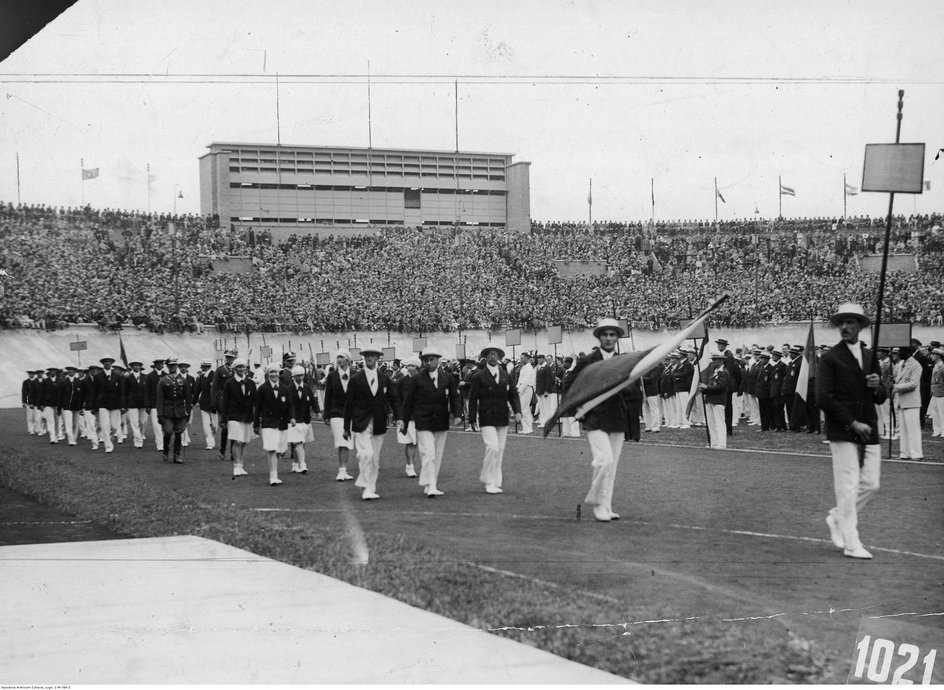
[342,373,348,381]
[494,370,500,384]
[369,376,377,395]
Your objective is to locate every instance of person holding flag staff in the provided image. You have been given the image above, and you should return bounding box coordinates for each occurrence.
[698,351,732,449]
[818,303,886,560]
[561,318,634,522]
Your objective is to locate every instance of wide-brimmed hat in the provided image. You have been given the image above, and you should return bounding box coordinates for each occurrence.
[420,348,444,360]
[200,360,212,367]
[99,356,115,364]
[759,351,771,359]
[479,346,505,359]
[359,347,383,358]
[593,317,625,338]
[129,360,143,367]
[178,360,190,367]
[930,347,944,357]
[112,362,126,370]
[165,357,178,365]
[829,302,871,327]
[709,350,725,359]
[283,351,296,361]
[715,338,729,347]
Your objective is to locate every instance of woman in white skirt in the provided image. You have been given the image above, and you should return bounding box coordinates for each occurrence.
[395,357,420,476]
[255,363,295,486]
[287,364,319,473]
[220,358,257,478]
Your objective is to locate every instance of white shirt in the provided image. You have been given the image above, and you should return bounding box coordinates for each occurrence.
[516,362,535,391]
[428,369,439,388]
[365,367,378,394]
[600,349,615,361]
[845,341,863,369]
[338,367,350,392]
[487,364,500,382]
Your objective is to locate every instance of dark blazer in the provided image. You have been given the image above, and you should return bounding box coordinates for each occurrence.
[322,368,352,419]
[26,377,43,407]
[816,340,887,444]
[562,349,631,434]
[211,364,233,412]
[769,359,787,397]
[80,375,97,411]
[535,364,556,396]
[58,376,84,411]
[21,378,30,406]
[155,373,192,419]
[144,368,163,410]
[343,368,397,435]
[125,372,147,409]
[287,381,320,424]
[702,365,732,405]
[781,358,801,396]
[673,359,694,393]
[756,363,772,399]
[400,368,461,432]
[659,362,676,398]
[92,368,126,410]
[642,363,662,397]
[255,381,295,430]
[220,375,256,424]
[192,371,215,408]
[468,366,521,428]
[39,376,61,408]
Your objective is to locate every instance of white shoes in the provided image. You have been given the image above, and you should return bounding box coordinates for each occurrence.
[843,545,873,560]
[362,490,380,500]
[291,462,302,473]
[405,464,417,478]
[336,468,354,481]
[485,484,503,494]
[233,466,249,477]
[425,487,444,497]
[269,477,282,486]
[608,510,620,520]
[825,514,844,549]
[592,505,611,522]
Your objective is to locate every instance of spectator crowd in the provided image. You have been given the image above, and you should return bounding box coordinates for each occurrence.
[2,201,943,335]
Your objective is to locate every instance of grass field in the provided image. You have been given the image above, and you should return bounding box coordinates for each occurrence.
[1,409,941,683]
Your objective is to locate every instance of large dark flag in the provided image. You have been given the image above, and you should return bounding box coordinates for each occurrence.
[543,295,729,436]
[119,336,129,369]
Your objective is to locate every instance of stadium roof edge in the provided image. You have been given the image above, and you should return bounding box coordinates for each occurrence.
[203,141,516,158]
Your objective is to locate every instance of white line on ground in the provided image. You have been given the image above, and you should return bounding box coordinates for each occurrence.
[253,508,944,561]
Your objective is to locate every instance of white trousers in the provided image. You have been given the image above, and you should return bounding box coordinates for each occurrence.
[479,425,509,488]
[732,393,743,424]
[127,408,148,447]
[536,394,557,427]
[747,394,760,424]
[875,400,891,437]
[676,391,691,428]
[897,407,922,459]
[200,408,220,449]
[98,408,122,451]
[518,388,534,433]
[416,430,449,490]
[561,417,581,437]
[84,410,99,447]
[828,441,881,551]
[62,410,81,445]
[930,396,944,436]
[707,403,727,448]
[643,395,661,431]
[353,429,385,494]
[26,406,39,434]
[584,429,624,512]
[42,407,60,442]
[149,409,164,451]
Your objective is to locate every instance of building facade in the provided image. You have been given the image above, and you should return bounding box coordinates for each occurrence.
[199,142,531,237]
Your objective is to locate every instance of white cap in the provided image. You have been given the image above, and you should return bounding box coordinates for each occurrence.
[265,363,281,374]
[403,357,421,368]
[291,364,305,376]
[335,349,352,361]
[233,358,247,369]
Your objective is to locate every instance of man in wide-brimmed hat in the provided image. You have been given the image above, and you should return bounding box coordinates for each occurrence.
[323,349,355,481]
[468,346,522,494]
[561,318,633,522]
[92,356,127,452]
[817,302,886,560]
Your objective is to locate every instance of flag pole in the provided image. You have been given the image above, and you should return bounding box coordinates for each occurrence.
[843,173,847,219]
[588,178,592,228]
[16,152,21,206]
[778,175,782,219]
[872,90,905,361]
[650,177,654,225]
[714,177,718,224]
[81,158,84,206]
[147,163,151,214]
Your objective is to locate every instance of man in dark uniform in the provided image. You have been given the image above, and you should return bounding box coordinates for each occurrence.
[769,349,787,431]
[193,360,218,450]
[23,370,42,435]
[323,350,355,481]
[126,361,148,448]
[211,349,237,461]
[92,357,127,453]
[40,367,62,444]
[81,364,101,449]
[155,357,192,464]
[59,365,84,446]
[756,351,773,431]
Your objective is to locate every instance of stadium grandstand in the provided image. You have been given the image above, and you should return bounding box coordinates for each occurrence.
[0,201,942,335]
[200,142,532,237]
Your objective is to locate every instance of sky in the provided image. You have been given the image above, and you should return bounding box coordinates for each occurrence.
[1,0,943,222]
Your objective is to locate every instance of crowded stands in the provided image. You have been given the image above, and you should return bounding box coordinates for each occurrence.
[1,201,942,334]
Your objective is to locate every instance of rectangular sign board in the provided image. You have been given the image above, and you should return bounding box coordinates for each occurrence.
[547,325,563,345]
[382,347,397,361]
[873,322,912,349]
[679,318,709,341]
[349,347,361,361]
[862,143,925,193]
[847,616,943,684]
[455,343,466,360]
[69,341,88,351]
[859,254,917,274]
[412,337,427,353]
[505,329,522,347]
[260,345,272,358]
[315,352,331,366]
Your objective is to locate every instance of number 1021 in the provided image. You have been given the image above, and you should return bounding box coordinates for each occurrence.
[853,634,937,684]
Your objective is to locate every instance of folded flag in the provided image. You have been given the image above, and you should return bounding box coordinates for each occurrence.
[716,189,726,203]
[844,183,858,196]
[779,183,795,197]
[82,167,99,180]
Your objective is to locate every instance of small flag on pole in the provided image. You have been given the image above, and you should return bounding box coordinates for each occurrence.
[779,183,795,197]
[587,179,592,207]
[844,183,858,196]
[925,180,932,191]
[716,189,726,204]
[793,321,816,417]
[82,167,100,180]
[119,336,129,369]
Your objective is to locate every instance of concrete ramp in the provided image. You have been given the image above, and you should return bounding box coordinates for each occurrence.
[0,535,625,684]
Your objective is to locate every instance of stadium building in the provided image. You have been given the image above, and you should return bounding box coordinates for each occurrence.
[199,142,531,237]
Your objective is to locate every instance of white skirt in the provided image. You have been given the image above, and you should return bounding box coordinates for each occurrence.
[396,420,417,445]
[261,427,288,453]
[227,421,257,444]
[286,422,314,444]
[329,417,353,449]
